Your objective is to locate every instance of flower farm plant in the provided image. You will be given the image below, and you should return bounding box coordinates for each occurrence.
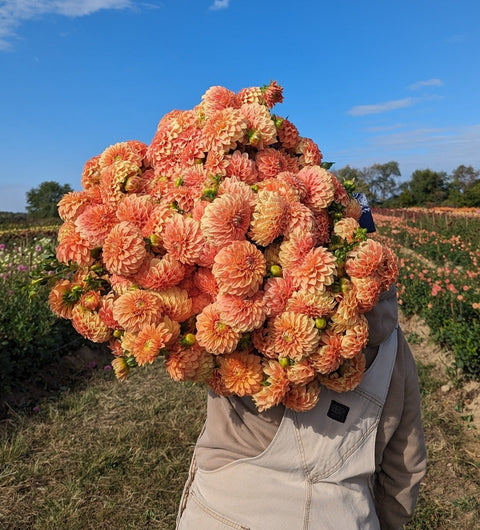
[43,82,398,412]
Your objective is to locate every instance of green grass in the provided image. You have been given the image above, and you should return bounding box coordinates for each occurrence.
[0,366,206,529]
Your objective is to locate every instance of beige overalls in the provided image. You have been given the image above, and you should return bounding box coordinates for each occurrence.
[177,327,398,530]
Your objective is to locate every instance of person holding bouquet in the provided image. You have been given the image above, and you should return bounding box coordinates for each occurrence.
[44,81,427,530]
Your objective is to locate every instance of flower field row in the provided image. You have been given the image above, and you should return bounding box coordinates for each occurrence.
[373,208,480,377]
[0,229,83,394]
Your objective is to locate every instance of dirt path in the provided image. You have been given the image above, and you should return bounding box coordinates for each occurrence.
[399,310,480,436]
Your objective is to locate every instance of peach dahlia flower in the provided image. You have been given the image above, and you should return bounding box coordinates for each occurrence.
[217,351,264,396]
[112,289,163,333]
[102,221,147,276]
[196,303,241,355]
[212,240,266,297]
[273,311,319,361]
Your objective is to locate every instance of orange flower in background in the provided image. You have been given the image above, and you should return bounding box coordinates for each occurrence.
[196,303,241,354]
[102,221,147,276]
[218,351,264,396]
[112,289,163,333]
[212,240,266,297]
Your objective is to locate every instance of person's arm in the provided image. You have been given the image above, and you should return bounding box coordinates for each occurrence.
[374,329,427,529]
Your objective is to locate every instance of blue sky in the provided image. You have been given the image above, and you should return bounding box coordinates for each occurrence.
[1,0,479,212]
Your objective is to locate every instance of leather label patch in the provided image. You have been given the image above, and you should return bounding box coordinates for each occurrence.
[327,400,350,423]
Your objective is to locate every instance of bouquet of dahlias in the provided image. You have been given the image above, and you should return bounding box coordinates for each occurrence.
[46,81,398,412]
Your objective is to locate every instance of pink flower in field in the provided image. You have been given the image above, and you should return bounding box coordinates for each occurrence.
[447,283,458,294]
[463,285,470,291]
[0,244,5,251]
[431,283,443,297]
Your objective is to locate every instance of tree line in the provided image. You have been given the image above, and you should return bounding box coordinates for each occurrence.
[335,162,480,207]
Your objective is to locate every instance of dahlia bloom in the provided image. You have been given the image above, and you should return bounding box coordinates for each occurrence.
[102,221,147,276]
[253,359,290,412]
[212,240,266,297]
[217,351,264,396]
[200,193,253,246]
[127,323,172,366]
[112,289,163,333]
[273,311,319,361]
[282,381,321,412]
[248,190,289,247]
[196,303,241,354]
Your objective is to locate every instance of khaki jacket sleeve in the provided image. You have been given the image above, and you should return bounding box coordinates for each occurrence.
[374,328,427,529]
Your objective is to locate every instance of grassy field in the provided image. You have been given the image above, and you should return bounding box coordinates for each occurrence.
[1,321,479,530]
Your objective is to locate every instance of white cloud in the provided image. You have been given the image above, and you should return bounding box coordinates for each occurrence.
[347,98,418,117]
[209,0,229,10]
[0,0,133,50]
[329,124,480,178]
[408,78,443,90]
[365,123,405,133]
